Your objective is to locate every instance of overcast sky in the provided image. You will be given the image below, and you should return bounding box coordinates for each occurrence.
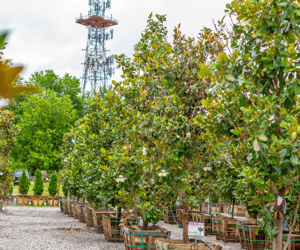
[1,0,228,86]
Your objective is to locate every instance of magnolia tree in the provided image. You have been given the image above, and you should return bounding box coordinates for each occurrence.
[0,109,20,207]
[198,0,300,249]
[113,13,225,240]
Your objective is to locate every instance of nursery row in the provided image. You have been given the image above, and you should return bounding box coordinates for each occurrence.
[59,1,300,250]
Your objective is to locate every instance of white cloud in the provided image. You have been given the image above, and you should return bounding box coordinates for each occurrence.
[1,0,228,86]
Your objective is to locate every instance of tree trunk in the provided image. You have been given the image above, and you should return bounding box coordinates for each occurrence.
[232,198,235,218]
[183,202,189,244]
[199,202,202,213]
[143,218,148,230]
[273,187,286,250]
[274,216,283,250]
[105,201,108,210]
[208,195,211,214]
[219,197,222,214]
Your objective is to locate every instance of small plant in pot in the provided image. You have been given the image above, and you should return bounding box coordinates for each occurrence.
[47,172,59,206]
[17,169,30,205]
[31,169,45,206]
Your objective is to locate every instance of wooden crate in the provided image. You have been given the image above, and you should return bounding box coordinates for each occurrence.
[4,195,15,206]
[202,202,209,213]
[68,200,74,217]
[77,203,85,223]
[102,213,124,242]
[16,195,30,205]
[63,199,69,214]
[212,217,239,243]
[83,206,93,227]
[163,207,177,224]
[73,202,79,219]
[222,203,232,215]
[155,238,222,250]
[123,225,171,250]
[92,207,116,234]
[283,234,300,250]
[46,196,59,206]
[192,213,215,236]
[211,203,219,213]
[31,196,45,206]
[234,205,247,217]
[238,224,272,250]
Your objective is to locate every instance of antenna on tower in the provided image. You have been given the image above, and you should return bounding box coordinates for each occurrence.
[76,0,118,94]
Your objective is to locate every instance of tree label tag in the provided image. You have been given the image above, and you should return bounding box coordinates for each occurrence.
[188,222,204,236]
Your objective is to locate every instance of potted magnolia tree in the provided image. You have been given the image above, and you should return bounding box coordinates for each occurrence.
[198,0,300,249]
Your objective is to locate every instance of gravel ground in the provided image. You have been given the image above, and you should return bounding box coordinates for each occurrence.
[0,206,242,250]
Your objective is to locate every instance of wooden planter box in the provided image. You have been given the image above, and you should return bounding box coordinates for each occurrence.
[192,213,215,236]
[222,203,231,215]
[83,206,93,227]
[234,205,247,217]
[4,195,15,206]
[73,202,79,219]
[283,234,300,250]
[156,239,222,250]
[78,203,86,223]
[63,200,69,214]
[46,196,59,206]
[16,195,30,205]
[212,217,239,243]
[163,207,177,224]
[123,225,171,250]
[102,213,124,242]
[92,207,116,233]
[237,224,273,250]
[68,200,74,217]
[211,203,219,213]
[201,202,209,213]
[31,196,45,206]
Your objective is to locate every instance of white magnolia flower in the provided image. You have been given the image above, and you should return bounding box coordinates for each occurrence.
[158,170,167,177]
[116,175,125,183]
[186,132,191,138]
[0,99,9,108]
[0,172,3,176]
[142,147,148,156]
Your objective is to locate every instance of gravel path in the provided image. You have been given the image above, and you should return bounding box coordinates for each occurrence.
[0,206,242,250]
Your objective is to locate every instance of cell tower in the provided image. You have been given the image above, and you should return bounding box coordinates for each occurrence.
[76,0,118,94]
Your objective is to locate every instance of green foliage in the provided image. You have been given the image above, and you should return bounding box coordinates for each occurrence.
[199,0,300,243]
[18,169,29,195]
[48,172,58,196]
[62,183,68,197]
[33,169,44,196]
[0,109,20,201]
[29,70,83,117]
[11,90,77,174]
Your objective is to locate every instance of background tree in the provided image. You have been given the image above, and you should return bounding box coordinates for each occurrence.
[28,70,83,117]
[33,169,44,196]
[11,90,77,174]
[18,169,29,195]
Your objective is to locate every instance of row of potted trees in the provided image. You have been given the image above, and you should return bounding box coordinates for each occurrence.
[5,169,60,206]
[59,1,300,250]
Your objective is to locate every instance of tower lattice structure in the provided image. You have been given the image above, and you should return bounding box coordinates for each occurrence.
[76,0,118,94]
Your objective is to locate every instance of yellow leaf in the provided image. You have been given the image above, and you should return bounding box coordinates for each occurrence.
[101,148,106,154]
[0,62,40,99]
